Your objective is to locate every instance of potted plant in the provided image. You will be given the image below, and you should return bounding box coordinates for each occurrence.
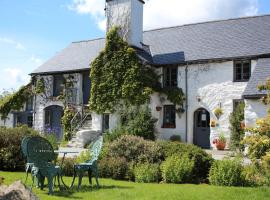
[213,133,226,150]
[214,107,224,119]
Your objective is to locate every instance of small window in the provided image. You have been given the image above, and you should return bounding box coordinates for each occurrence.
[26,97,33,111]
[53,75,64,97]
[163,67,178,87]
[27,115,33,127]
[163,105,176,128]
[233,99,245,111]
[234,60,251,82]
[102,114,110,132]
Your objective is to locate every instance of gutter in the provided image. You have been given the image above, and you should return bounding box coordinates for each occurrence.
[185,64,189,143]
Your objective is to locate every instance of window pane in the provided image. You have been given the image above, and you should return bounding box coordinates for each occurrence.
[171,68,178,87]
[243,62,251,80]
[163,105,176,127]
[53,75,64,96]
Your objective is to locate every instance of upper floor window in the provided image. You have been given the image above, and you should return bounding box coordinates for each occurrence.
[163,66,178,87]
[53,75,64,97]
[234,60,251,82]
[25,97,33,111]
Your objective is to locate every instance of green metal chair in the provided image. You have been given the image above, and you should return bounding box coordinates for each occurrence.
[21,136,34,184]
[26,136,61,195]
[70,136,103,189]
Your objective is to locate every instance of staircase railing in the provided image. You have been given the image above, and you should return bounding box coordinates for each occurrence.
[70,110,82,133]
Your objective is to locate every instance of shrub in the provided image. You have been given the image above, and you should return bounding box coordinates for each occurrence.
[99,157,128,180]
[158,141,213,183]
[108,135,163,163]
[242,135,270,159]
[161,154,194,184]
[209,159,244,186]
[0,126,38,171]
[57,157,76,177]
[42,133,59,150]
[242,163,265,187]
[104,126,127,142]
[134,163,160,183]
[229,103,245,150]
[75,150,91,163]
[169,135,181,142]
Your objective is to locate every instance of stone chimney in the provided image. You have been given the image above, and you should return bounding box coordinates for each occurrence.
[105,0,144,48]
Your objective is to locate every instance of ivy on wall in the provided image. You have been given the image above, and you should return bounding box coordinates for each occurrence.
[89,26,185,114]
[0,83,32,120]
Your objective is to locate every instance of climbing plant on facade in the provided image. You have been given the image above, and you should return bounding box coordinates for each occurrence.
[0,83,32,120]
[89,26,185,114]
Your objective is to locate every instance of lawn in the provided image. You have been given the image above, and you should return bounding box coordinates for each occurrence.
[1,171,270,200]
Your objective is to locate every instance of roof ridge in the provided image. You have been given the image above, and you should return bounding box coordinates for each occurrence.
[143,14,270,33]
[72,37,105,44]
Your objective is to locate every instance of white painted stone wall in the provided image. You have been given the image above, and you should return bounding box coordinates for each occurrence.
[33,73,83,132]
[0,113,14,128]
[245,99,270,128]
[148,60,256,148]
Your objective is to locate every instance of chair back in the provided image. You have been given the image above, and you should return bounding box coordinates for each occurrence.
[26,136,57,165]
[88,136,103,163]
[21,136,32,159]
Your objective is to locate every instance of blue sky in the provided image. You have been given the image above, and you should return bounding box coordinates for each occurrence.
[0,0,270,91]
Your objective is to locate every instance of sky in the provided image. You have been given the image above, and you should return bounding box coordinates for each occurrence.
[0,0,270,91]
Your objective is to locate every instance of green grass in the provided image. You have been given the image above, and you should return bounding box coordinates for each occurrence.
[1,171,270,200]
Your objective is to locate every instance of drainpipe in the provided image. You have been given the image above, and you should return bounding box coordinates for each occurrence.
[33,75,37,130]
[185,64,189,143]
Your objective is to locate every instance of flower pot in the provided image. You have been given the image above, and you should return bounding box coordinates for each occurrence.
[215,142,226,150]
[156,106,162,111]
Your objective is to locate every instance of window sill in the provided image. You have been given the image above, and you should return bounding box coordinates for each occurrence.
[162,124,176,129]
[233,79,249,83]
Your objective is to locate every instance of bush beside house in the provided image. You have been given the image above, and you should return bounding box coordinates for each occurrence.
[0,126,38,171]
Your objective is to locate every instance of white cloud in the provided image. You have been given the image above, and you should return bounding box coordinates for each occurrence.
[68,0,259,31]
[30,55,43,65]
[68,0,106,31]
[1,68,30,89]
[0,37,26,51]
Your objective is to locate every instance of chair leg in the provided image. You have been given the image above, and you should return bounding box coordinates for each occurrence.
[25,165,30,184]
[88,169,92,187]
[92,167,99,188]
[47,176,54,195]
[39,175,45,190]
[78,173,83,189]
[70,169,77,189]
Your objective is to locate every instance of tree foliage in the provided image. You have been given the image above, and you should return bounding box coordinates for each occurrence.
[229,103,245,150]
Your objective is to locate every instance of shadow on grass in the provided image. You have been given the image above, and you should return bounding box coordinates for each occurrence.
[51,185,133,198]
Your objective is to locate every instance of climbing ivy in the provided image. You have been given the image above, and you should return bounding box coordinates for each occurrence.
[89,26,185,114]
[0,84,32,120]
[61,106,77,141]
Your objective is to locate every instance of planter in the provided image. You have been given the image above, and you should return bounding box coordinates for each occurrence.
[156,106,162,111]
[215,141,226,150]
[162,124,176,129]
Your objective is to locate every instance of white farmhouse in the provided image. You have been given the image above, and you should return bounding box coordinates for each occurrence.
[4,0,270,149]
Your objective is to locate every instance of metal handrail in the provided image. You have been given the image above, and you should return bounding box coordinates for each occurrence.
[72,113,92,133]
[70,110,81,133]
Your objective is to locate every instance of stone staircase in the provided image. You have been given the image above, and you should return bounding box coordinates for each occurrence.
[67,115,101,148]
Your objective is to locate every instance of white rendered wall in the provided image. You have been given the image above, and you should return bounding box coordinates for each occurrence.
[245,99,270,128]
[149,60,256,147]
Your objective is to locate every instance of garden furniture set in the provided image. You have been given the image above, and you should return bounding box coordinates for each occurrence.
[21,135,103,195]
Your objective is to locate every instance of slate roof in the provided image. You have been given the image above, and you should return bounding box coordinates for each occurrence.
[32,14,270,74]
[243,58,270,98]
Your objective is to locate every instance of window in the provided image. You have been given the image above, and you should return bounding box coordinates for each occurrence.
[102,114,110,132]
[53,75,64,97]
[233,99,245,111]
[27,115,33,127]
[26,97,33,111]
[163,67,178,87]
[163,105,176,128]
[234,60,251,82]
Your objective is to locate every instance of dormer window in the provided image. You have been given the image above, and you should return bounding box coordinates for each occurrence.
[163,66,178,87]
[233,60,251,82]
